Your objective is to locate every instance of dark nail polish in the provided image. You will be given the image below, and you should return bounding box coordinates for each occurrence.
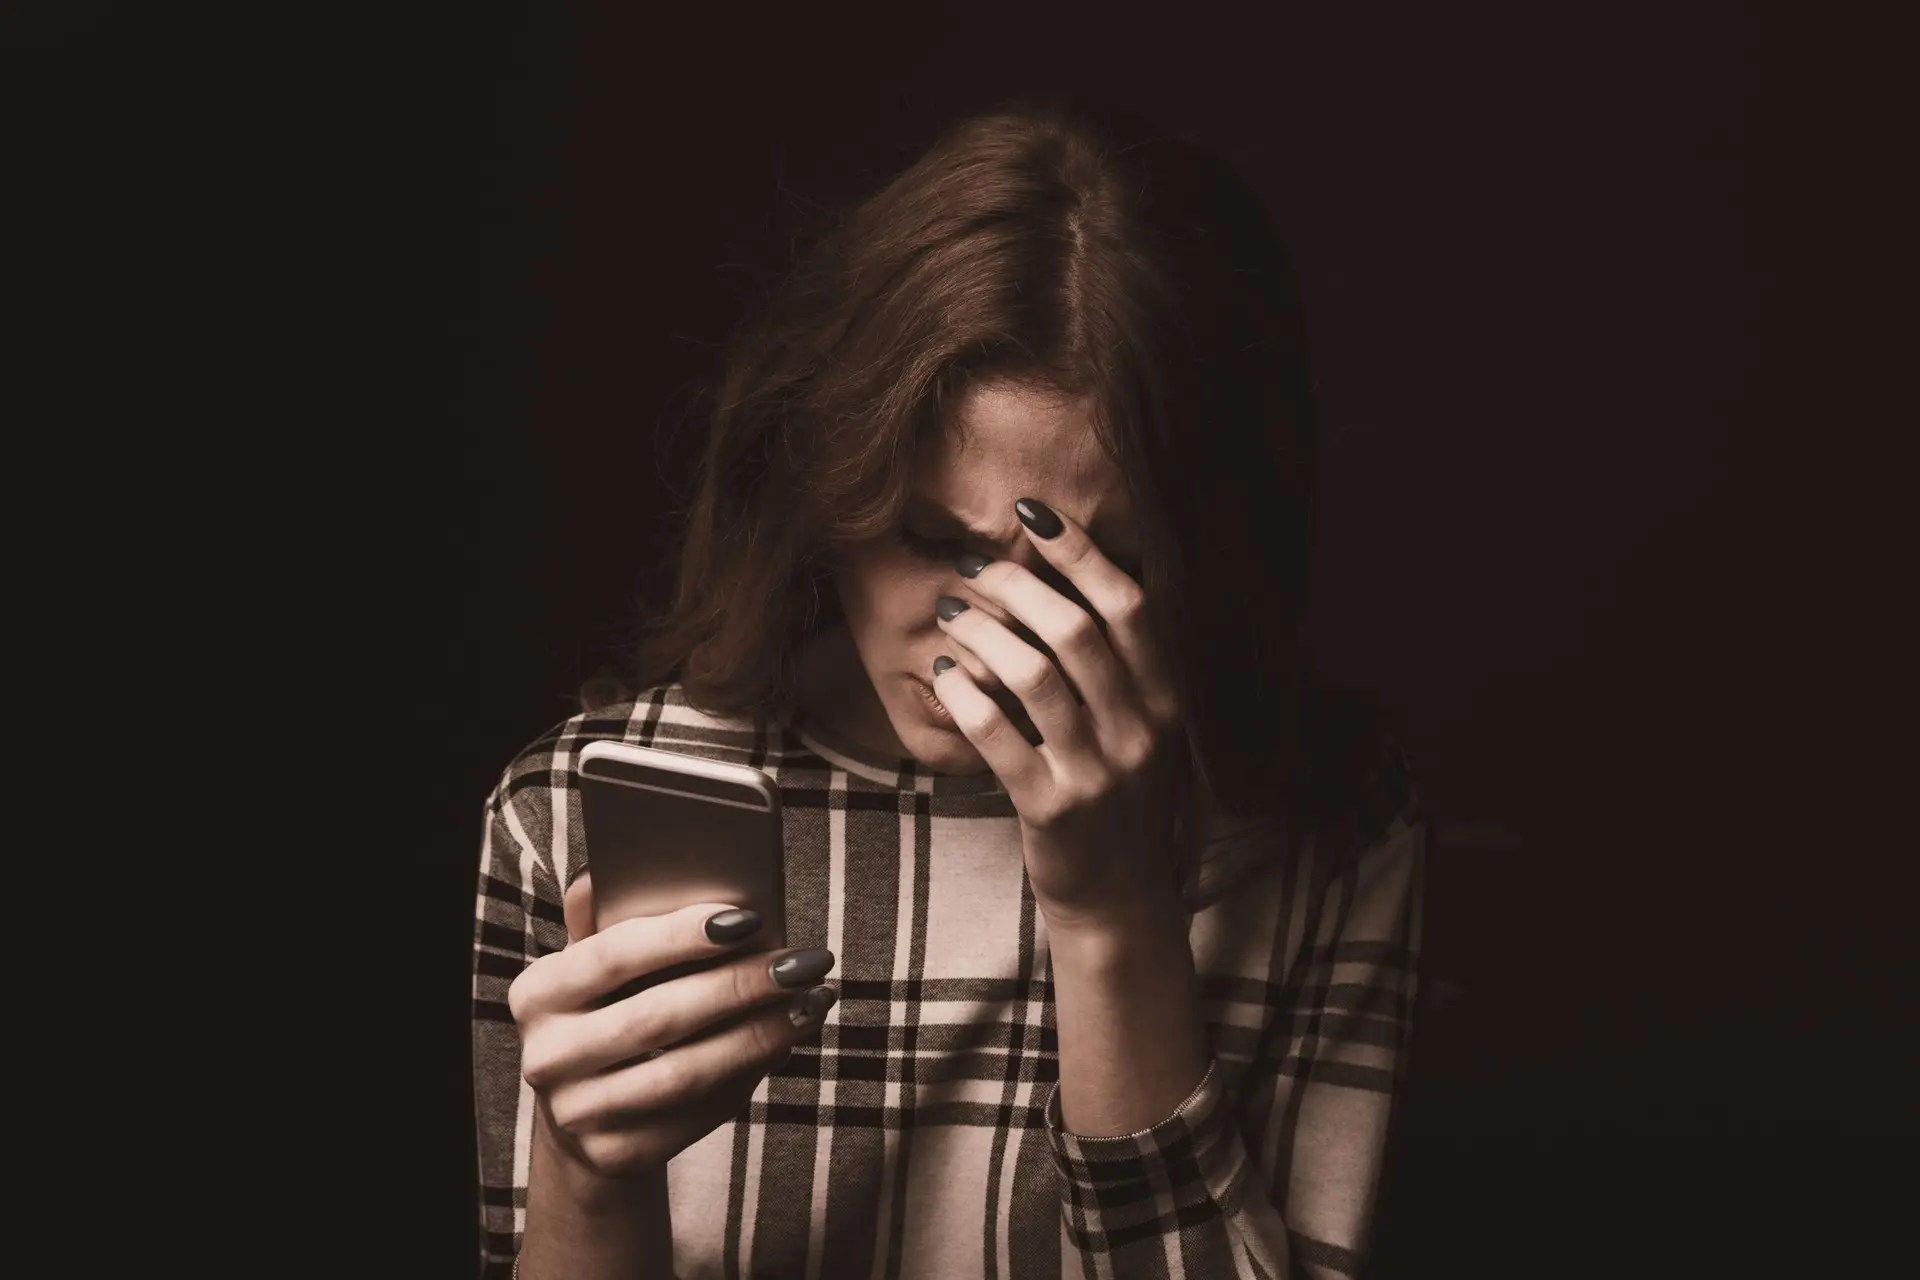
[771,947,836,989]
[935,595,969,621]
[955,552,991,578]
[789,984,838,1027]
[1014,498,1063,539]
[932,655,956,676]
[704,908,762,943]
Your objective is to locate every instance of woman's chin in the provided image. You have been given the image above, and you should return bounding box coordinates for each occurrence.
[901,722,988,775]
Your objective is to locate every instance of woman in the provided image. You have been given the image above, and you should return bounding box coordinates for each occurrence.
[474,98,1424,1279]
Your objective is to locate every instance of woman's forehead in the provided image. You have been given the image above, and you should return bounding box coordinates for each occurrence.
[914,381,1132,535]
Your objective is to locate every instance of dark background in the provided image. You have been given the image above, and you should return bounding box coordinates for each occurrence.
[21,2,1905,1274]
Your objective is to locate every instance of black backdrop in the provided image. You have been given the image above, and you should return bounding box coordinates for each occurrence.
[353,4,1913,1275]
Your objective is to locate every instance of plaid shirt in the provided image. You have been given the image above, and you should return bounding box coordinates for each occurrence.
[473,685,1423,1279]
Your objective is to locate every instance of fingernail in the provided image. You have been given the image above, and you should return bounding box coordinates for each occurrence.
[932,655,956,676]
[771,947,836,989]
[954,552,991,578]
[789,983,838,1028]
[704,908,762,943]
[935,595,969,621]
[1014,498,1062,539]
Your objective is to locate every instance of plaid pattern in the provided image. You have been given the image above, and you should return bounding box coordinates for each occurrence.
[473,685,1423,1279]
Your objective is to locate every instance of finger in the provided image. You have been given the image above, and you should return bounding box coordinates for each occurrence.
[930,654,1047,797]
[539,945,837,1081]
[954,540,1139,736]
[564,872,596,945]
[938,633,1042,746]
[942,594,1077,702]
[943,633,997,692]
[1009,498,1172,717]
[934,595,1091,753]
[522,899,764,1013]
[548,983,840,1136]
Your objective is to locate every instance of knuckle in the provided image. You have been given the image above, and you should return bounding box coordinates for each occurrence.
[615,994,662,1052]
[1055,778,1100,818]
[577,937,624,995]
[1008,653,1053,693]
[643,1051,695,1107]
[1047,790,1084,822]
[577,1132,628,1178]
[598,915,674,990]
[733,954,772,1006]
[1029,670,1072,708]
[1057,610,1099,652]
[1109,735,1151,774]
[505,967,537,1023]
[583,948,629,997]
[520,1040,557,1090]
[1025,799,1064,828]
[1109,582,1146,621]
[546,1083,587,1135]
[968,708,1015,749]
[753,1014,793,1064]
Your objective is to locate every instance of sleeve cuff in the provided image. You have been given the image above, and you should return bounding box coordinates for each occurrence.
[1044,1059,1237,1250]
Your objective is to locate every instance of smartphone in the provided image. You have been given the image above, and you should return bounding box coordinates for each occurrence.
[576,740,787,996]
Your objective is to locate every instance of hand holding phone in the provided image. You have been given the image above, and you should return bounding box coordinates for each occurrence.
[508,876,836,1183]
[503,742,835,1185]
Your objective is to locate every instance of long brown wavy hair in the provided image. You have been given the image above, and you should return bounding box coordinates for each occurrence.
[593,97,1398,900]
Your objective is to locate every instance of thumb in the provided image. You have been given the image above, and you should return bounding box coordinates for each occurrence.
[563,871,597,945]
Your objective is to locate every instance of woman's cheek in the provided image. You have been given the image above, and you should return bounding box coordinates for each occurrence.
[837,543,942,631]
[886,558,954,635]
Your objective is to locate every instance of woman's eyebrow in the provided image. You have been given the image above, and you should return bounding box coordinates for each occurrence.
[908,497,1143,572]
[907,498,1020,546]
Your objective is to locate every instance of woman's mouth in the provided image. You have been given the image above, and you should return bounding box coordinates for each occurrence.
[910,672,1043,745]
[912,674,955,724]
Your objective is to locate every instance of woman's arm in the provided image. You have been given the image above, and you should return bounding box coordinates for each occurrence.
[517,1116,673,1280]
[1047,890,1212,1137]
[477,752,828,1280]
[474,780,676,1280]
[1043,815,1426,1280]
[926,506,1422,1275]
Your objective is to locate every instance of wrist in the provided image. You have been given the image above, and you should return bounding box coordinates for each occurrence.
[1041,884,1210,1138]
[533,1107,668,1219]
[1039,885,1188,962]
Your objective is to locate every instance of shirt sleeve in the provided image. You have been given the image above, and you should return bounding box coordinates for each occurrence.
[1045,812,1426,1280]
[471,768,574,1280]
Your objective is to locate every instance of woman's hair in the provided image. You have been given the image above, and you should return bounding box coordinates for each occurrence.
[599,97,1385,899]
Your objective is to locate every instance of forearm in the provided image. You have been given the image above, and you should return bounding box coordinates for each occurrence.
[518,1109,675,1280]
[1045,888,1211,1136]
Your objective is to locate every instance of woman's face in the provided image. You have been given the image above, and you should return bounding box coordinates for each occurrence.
[827,380,1144,775]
